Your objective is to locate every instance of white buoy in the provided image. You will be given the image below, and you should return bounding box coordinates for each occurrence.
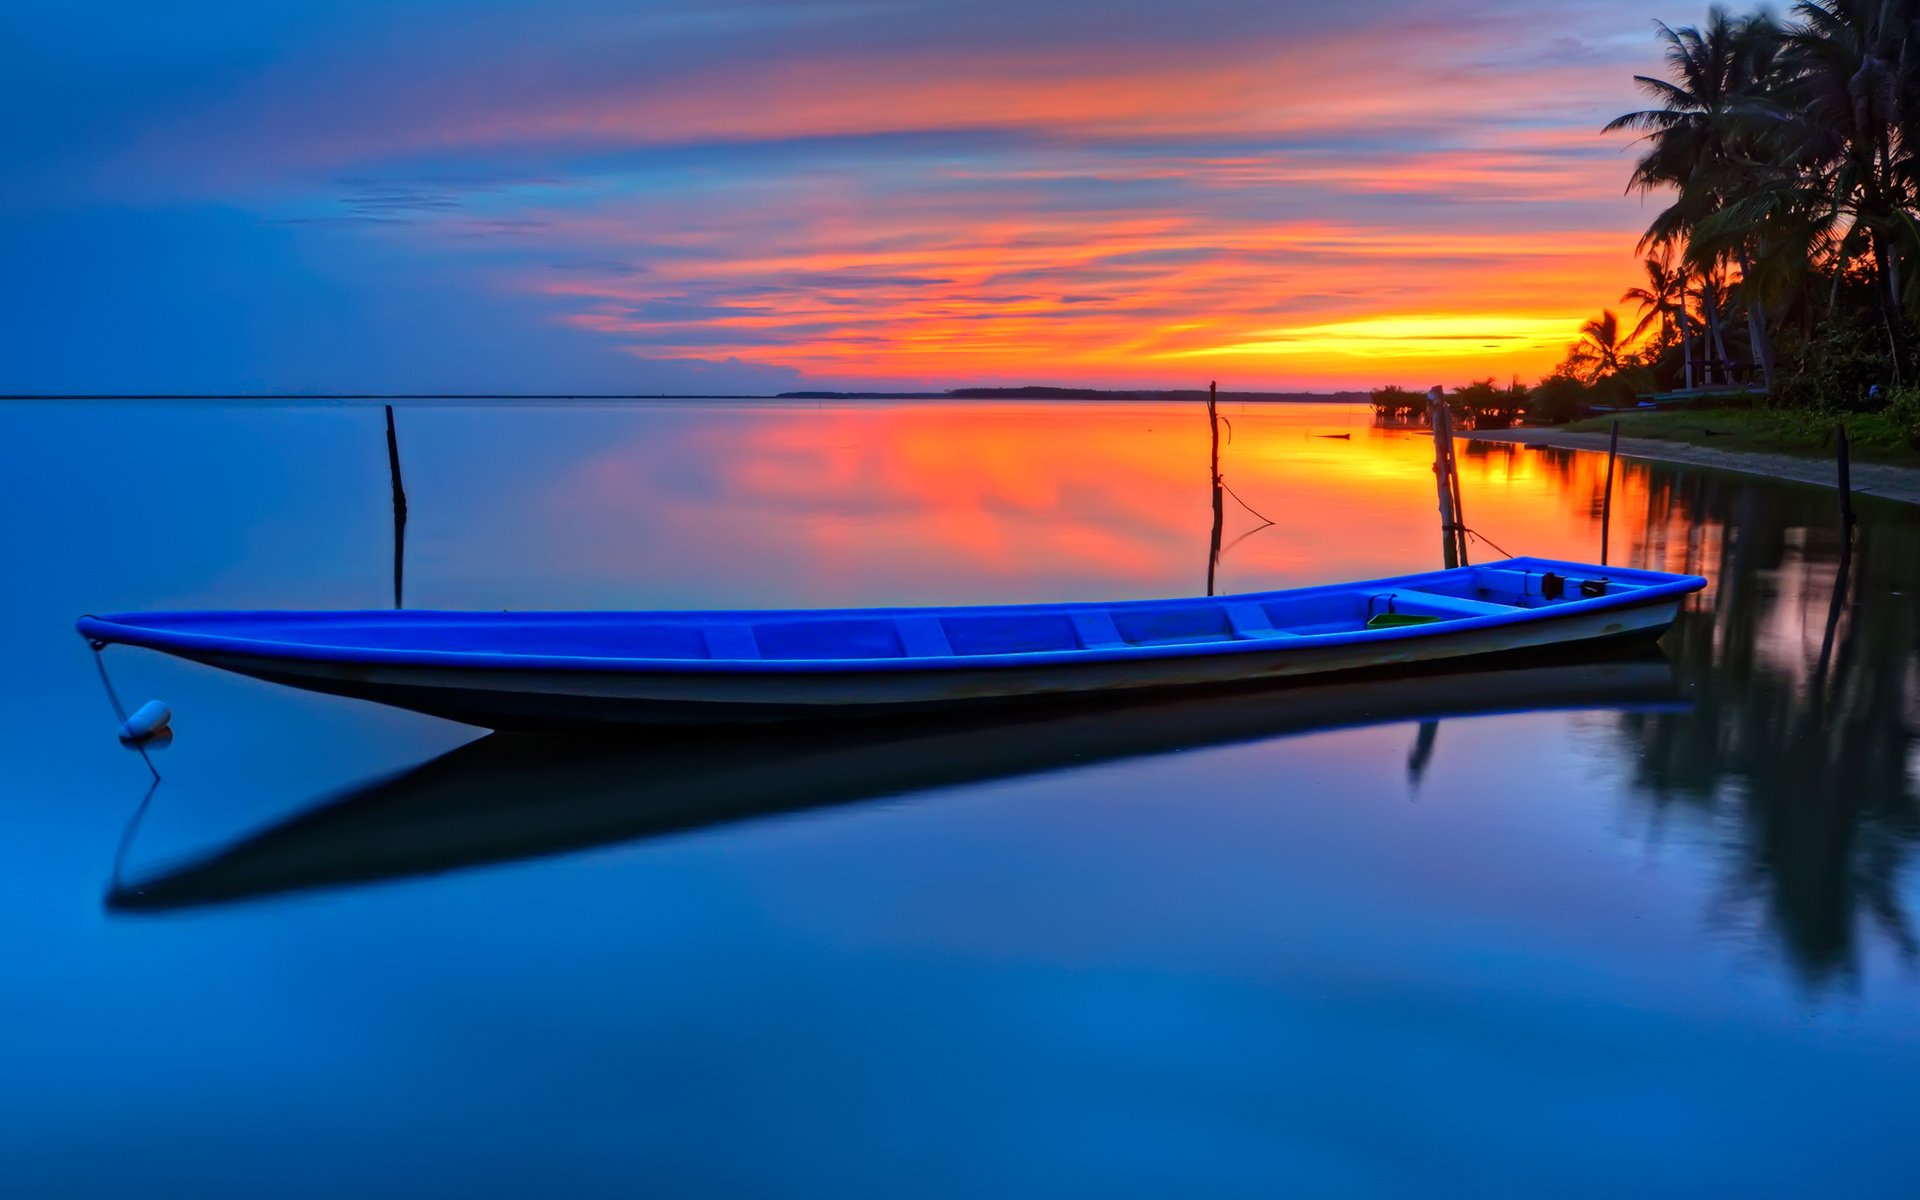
[118,701,172,744]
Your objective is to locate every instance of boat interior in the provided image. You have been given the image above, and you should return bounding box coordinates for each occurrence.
[126,561,1666,663]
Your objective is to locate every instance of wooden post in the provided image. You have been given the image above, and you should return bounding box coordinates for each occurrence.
[1600,419,1618,566]
[385,405,409,610]
[1206,381,1224,595]
[1428,387,1459,569]
[1836,421,1856,536]
[1445,407,1469,567]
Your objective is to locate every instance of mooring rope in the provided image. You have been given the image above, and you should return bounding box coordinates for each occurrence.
[88,642,158,780]
[87,640,162,892]
[1458,524,1517,560]
[1220,480,1276,527]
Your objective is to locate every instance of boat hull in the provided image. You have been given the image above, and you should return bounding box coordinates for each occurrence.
[80,557,1707,729]
[166,593,1683,728]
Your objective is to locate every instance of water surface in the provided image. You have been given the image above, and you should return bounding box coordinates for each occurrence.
[3,399,1916,1197]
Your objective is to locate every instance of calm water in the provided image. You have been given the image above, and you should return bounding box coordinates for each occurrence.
[4,399,1917,1196]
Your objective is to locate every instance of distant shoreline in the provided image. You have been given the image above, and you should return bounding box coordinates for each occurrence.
[779,387,1370,403]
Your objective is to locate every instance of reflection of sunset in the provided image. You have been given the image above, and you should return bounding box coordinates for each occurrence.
[539,402,1727,607]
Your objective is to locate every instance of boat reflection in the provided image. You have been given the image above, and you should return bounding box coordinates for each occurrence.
[110,657,1682,913]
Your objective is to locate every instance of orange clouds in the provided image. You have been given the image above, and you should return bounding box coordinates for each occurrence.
[529,203,1638,385]
[134,1,1667,389]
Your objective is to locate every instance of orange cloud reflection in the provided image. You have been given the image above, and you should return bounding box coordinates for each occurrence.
[539,401,1708,608]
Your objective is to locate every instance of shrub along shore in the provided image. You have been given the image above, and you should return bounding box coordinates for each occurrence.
[1467,420,1920,504]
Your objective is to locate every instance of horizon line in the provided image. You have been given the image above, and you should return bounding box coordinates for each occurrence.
[0,389,1377,402]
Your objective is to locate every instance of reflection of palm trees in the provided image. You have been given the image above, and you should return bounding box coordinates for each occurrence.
[1525,446,1920,987]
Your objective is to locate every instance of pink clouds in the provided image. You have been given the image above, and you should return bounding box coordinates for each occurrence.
[85,0,1673,389]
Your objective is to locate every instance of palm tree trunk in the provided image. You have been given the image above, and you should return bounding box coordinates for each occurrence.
[1875,235,1907,385]
[1736,247,1776,396]
[1691,283,1709,386]
[1705,281,1732,385]
[1697,282,1718,385]
[1887,239,1903,314]
[1881,234,1896,384]
[1680,311,1696,390]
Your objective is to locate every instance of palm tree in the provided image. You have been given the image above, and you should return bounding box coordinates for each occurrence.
[1772,0,1920,378]
[1607,8,1785,391]
[1602,2,1920,401]
[1624,245,1696,388]
[1569,310,1627,383]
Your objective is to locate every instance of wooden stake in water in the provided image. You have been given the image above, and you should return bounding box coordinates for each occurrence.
[1600,419,1618,566]
[1206,380,1224,596]
[1446,407,1469,567]
[1428,388,1461,569]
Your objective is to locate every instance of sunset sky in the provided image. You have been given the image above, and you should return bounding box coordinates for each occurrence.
[2,0,1682,394]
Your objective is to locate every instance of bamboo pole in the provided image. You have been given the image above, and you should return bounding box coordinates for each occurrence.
[1206,381,1224,595]
[1600,420,1618,566]
[1445,406,1469,567]
[1428,387,1459,569]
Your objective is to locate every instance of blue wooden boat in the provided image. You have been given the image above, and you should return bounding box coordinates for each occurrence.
[77,557,1705,729]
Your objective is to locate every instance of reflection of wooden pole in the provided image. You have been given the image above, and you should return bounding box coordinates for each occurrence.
[385,405,409,610]
[1429,388,1459,569]
[1407,719,1439,789]
[1815,529,1852,690]
[1600,419,1618,566]
[1206,381,1224,596]
[1836,421,1856,536]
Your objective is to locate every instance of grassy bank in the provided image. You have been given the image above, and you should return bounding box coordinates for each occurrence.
[1564,407,1920,466]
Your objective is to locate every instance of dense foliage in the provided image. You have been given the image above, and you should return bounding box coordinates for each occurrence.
[1389,3,1920,436]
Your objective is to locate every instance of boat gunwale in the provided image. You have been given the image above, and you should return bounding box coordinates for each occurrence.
[77,558,1706,675]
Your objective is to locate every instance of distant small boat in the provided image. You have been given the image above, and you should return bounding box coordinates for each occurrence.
[78,557,1705,729]
[1316,432,1352,439]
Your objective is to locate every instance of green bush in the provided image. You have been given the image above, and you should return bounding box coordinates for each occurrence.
[1530,373,1589,425]
[1774,317,1893,412]
[1881,386,1920,446]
